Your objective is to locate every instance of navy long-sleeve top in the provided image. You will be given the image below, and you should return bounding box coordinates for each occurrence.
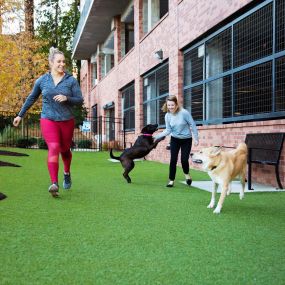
[18,72,83,121]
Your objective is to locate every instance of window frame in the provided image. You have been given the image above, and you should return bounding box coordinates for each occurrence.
[183,0,285,125]
[122,82,135,132]
[142,62,169,127]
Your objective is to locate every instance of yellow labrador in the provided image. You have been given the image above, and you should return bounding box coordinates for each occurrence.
[191,143,247,214]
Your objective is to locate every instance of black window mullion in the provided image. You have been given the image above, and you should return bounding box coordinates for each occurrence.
[183,0,285,125]
[122,83,135,130]
[143,63,169,125]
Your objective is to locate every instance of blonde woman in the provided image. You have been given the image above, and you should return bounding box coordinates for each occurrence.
[13,47,83,197]
[154,95,199,187]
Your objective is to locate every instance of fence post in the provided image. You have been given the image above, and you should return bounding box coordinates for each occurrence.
[21,117,24,138]
[123,117,126,149]
[26,115,29,140]
[99,116,102,151]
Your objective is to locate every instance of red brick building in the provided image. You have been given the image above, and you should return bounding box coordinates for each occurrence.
[72,0,285,187]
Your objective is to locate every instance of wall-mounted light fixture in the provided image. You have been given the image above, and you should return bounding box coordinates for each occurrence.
[103,101,115,110]
[154,49,163,61]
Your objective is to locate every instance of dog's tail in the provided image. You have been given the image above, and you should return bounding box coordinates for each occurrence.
[237,142,248,155]
[110,149,121,161]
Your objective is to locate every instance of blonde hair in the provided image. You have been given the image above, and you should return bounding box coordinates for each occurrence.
[161,95,181,113]
[48,47,64,64]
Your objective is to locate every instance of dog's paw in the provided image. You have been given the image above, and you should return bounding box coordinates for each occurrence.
[207,202,215,209]
[239,193,244,200]
[154,137,163,143]
[213,206,221,214]
[207,200,215,209]
[123,175,132,183]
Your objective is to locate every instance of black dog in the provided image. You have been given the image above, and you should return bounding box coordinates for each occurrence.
[110,124,165,183]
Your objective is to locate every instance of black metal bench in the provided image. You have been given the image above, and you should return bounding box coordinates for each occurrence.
[245,133,285,190]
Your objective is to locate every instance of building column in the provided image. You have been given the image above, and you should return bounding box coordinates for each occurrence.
[168,1,183,104]
[135,76,144,132]
[113,15,121,65]
[96,45,102,82]
[135,0,144,43]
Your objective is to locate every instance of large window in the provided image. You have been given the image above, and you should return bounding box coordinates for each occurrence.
[125,23,134,54]
[122,83,135,131]
[184,0,285,124]
[91,62,97,87]
[121,2,134,57]
[102,32,114,76]
[143,0,168,34]
[143,63,169,126]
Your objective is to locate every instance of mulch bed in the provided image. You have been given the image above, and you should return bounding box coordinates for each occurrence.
[0,192,7,200]
[0,150,28,167]
[0,150,29,156]
[0,161,21,167]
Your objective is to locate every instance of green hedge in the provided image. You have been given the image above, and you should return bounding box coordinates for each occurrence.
[16,137,37,148]
[77,139,92,149]
[38,138,48,149]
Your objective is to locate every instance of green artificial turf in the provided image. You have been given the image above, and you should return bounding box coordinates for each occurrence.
[0,148,285,285]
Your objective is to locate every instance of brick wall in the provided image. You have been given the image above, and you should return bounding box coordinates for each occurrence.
[178,0,253,48]
[147,119,285,188]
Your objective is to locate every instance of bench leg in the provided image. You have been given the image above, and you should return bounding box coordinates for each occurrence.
[248,162,254,190]
[275,165,283,189]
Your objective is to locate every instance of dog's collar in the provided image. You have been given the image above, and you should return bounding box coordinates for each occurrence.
[142,133,153,137]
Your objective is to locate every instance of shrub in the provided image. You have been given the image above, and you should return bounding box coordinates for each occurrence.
[77,139,92,149]
[102,141,122,151]
[38,138,48,149]
[102,142,108,151]
[0,125,20,145]
[16,137,37,148]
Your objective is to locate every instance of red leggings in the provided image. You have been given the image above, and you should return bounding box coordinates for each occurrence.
[40,118,75,184]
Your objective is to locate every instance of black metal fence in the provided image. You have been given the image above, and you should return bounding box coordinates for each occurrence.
[0,112,125,151]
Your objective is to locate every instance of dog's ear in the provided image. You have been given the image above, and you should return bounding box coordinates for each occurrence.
[210,146,222,156]
[141,125,148,133]
[141,124,152,133]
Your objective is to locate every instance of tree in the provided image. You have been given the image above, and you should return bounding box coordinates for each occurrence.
[0,32,48,112]
[24,0,34,35]
[0,0,82,114]
[0,34,21,110]
[36,0,80,72]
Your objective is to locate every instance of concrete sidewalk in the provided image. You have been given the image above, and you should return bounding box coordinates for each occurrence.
[181,180,285,193]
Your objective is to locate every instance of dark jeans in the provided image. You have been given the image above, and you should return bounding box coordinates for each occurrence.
[169,136,192,181]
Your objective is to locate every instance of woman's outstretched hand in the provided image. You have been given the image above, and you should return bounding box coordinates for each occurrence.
[194,140,199,146]
[13,116,22,127]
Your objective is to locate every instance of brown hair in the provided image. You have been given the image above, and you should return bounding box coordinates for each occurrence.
[161,95,181,114]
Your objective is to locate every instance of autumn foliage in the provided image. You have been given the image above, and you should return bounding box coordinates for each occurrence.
[0,33,48,113]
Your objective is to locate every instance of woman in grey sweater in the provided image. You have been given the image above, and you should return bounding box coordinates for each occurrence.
[13,47,83,197]
[154,95,199,187]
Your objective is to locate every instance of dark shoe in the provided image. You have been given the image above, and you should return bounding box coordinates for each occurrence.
[48,183,59,197]
[63,173,72,189]
[186,179,192,186]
